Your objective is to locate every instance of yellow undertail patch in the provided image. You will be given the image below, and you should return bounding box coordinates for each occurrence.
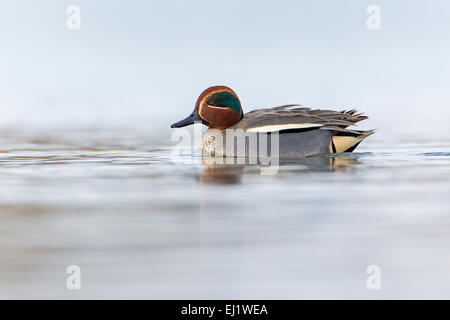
[332,135,364,153]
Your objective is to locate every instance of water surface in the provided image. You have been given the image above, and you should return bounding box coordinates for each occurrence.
[0,128,449,299]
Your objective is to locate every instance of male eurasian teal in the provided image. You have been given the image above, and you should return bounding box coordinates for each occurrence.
[171,86,374,158]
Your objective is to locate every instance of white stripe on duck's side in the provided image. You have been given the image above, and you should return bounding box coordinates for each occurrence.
[245,123,323,133]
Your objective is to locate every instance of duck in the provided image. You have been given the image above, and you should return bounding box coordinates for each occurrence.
[170,86,374,159]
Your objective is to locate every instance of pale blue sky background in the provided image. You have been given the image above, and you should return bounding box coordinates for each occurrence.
[1,0,449,144]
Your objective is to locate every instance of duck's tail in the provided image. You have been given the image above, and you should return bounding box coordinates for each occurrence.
[329,129,375,153]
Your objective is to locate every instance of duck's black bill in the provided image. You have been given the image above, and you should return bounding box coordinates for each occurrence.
[170,110,202,128]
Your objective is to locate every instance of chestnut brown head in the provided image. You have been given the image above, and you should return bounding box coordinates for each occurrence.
[171,86,243,130]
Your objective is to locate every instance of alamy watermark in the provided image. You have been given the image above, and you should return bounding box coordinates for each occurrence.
[66,265,81,290]
[366,5,381,30]
[67,5,81,30]
[366,265,381,290]
[171,123,280,175]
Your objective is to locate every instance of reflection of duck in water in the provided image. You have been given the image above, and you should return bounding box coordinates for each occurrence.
[171,86,374,159]
[198,163,245,185]
[198,156,360,185]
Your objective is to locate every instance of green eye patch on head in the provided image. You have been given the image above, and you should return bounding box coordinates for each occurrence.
[206,91,242,117]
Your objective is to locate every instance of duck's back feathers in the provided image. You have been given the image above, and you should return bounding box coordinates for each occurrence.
[236,105,368,133]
